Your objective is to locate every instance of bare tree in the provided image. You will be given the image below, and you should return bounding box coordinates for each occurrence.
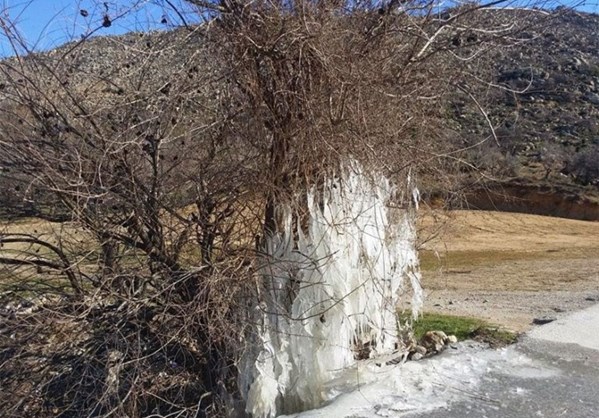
[0,1,555,416]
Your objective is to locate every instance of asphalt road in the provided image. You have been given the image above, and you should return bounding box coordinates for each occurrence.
[414,304,599,418]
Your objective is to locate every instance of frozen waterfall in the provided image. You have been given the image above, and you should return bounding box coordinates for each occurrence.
[243,163,423,417]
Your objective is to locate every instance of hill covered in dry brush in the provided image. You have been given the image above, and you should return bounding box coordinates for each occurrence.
[1,7,598,221]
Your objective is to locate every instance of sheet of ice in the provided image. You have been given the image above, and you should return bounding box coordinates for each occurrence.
[528,303,599,351]
[280,343,560,418]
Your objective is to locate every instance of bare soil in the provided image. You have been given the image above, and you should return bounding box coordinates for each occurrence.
[417,210,599,332]
[3,211,598,333]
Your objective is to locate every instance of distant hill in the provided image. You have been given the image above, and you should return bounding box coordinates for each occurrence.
[1,8,598,219]
[441,9,599,218]
[451,9,598,183]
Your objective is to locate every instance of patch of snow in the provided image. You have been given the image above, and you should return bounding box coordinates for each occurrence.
[528,303,599,351]
[280,343,559,418]
[512,387,527,395]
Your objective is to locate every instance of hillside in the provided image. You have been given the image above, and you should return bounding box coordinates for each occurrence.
[443,9,599,217]
[0,8,598,219]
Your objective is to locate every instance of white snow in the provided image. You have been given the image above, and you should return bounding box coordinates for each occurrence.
[528,303,599,351]
[244,162,423,417]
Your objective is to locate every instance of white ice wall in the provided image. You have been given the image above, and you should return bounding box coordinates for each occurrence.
[244,162,422,417]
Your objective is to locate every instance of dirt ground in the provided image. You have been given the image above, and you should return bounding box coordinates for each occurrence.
[3,210,598,333]
[417,210,599,332]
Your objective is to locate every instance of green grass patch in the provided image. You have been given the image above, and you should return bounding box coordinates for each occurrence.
[408,312,484,340]
[402,312,518,347]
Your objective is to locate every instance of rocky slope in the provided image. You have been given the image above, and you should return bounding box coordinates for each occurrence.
[1,8,598,219]
[445,9,599,216]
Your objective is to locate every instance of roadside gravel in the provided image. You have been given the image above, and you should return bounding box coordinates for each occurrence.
[417,210,599,332]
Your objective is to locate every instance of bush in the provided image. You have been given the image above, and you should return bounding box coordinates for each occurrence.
[565,145,599,186]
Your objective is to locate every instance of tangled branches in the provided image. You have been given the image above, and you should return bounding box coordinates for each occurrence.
[0,1,549,416]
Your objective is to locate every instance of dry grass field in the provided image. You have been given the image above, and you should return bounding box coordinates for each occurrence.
[3,210,598,332]
[0,218,96,294]
[418,210,599,331]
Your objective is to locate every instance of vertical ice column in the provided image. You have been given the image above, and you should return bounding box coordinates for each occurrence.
[244,162,423,417]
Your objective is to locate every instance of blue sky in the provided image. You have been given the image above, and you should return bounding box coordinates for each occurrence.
[0,0,202,56]
[0,0,597,56]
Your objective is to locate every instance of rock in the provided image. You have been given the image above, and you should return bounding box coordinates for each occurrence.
[407,344,427,361]
[421,330,448,353]
[533,316,557,325]
[447,335,458,344]
[584,92,599,105]
[585,296,597,302]
[413,345,427,355]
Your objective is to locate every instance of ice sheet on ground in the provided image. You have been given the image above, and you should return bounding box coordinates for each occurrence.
[528,303,599,351]
[280,343,560,417]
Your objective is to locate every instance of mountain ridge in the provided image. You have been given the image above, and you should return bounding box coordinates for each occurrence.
[1,8,598,219]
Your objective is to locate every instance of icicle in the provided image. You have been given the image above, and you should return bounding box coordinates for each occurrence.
[244,160,423,417]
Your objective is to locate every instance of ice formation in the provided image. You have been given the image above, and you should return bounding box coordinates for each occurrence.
[279,343,561,417]
[244,162,423,417]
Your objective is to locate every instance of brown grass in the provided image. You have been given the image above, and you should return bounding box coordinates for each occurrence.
[418,210,599,253]
[416,210,599,331]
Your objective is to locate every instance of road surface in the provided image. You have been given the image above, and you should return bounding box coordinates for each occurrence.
[287,304,599,418]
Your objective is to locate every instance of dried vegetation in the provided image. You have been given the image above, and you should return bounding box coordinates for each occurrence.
[0,1,557,416]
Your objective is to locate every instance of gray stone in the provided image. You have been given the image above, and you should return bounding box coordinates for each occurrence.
[532,316,557,325]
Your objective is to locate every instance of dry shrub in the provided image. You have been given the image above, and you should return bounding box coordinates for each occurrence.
[0,1,551,416]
